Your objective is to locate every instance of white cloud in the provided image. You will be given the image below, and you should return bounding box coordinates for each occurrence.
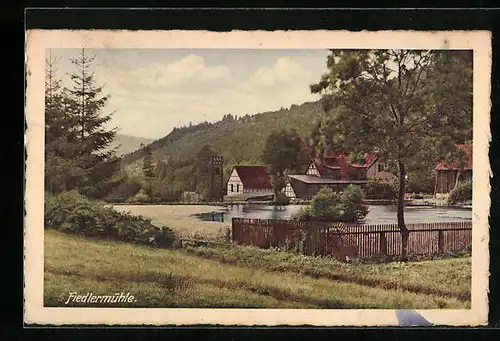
[81,51,327,138]
[246,56,310,88]
[128,54,232,89]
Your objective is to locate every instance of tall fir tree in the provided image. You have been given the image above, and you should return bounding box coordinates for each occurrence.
[45,50,84,194]
[142,144,155,178]
[65,48,120,198]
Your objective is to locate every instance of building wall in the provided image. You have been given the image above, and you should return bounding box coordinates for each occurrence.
[366,162,395,180]
[348,167,368,180]
[283,182,296,198]
[306,161,341,179]
[244,187,273,194]
[436,170,456,194]
[306,162,321,177]
[226,168,244,196]
[435,169,472,193]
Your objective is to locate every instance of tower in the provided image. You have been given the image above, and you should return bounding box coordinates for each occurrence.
[211,154,224,201]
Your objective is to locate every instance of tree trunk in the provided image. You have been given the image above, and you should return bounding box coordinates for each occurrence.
[454,169,463,190]
[273,172,284,206]
[397,159,409,262]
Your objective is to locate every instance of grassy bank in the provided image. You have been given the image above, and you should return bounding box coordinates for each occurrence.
[45,230,469,309]
[185,244,471,301]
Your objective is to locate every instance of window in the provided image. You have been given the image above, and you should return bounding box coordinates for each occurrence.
[237,184,240,192]
[231,184,234,192]
[378,163,388,172]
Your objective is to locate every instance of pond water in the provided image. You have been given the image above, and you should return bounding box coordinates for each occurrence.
[193,204,472,225]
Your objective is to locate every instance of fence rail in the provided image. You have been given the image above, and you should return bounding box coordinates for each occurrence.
[231,218,472,260]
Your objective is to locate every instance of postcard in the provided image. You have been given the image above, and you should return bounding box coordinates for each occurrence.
[25,29,491,326]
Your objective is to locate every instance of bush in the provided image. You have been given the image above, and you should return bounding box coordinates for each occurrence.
[105,176,143,201]
[448,181,472,204]
[292,206,313,221]
[310,187,342,220]
[339,185,369,221]
[129,188,150,203]
[406,171,435,194]
[294,186,368,222]
[45,190,176,247]
[364,179,397,200]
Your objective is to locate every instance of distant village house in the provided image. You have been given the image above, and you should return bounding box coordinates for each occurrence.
[284,152,395,200]
[435,144,473,193]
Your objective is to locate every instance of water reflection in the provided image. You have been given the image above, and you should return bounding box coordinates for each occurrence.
[192,204,472,224]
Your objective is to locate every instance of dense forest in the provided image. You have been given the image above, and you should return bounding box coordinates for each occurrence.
[116,101,325,200]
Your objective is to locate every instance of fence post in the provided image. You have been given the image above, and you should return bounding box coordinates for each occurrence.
[438,230,444,253]
[379,232,387,256]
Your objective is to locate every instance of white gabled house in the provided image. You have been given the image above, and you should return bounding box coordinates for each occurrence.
[226,166,273,197]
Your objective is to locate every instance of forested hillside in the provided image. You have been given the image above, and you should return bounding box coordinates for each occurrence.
[122,101,324,178]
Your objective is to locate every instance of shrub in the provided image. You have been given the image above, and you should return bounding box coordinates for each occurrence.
[292,206,313,221]
[105,176,143,200]
[129,188,150,203]
[406,171,435,194]
[448,181,472,204]
[339,185,369,220]
[310,187,342,220]
[294,186,368,222]
[364,179,397,200]
[45,190,176,247]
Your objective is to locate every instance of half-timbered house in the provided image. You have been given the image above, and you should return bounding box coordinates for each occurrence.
[226,166,273,197]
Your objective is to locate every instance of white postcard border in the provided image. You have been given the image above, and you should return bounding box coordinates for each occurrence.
[25,29,491,326]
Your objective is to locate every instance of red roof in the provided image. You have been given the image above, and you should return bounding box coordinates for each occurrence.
[324,153,350,179]
[350,153,378,168]
[436,144,473,171]
[323,152,378,178]
[311,159,341,178]
[234,166,273,188]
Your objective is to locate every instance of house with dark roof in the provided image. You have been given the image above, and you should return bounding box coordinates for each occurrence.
[285,175,368,200]
[285,152,394,200]
[305,153,394,181]
[435,144,473,193]
[226,165,273,198]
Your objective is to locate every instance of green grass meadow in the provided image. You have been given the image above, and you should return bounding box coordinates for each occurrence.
[45,230,470,309]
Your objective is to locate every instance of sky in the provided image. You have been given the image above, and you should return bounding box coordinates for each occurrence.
[48,48,331,139]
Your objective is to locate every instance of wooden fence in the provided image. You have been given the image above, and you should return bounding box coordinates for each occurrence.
[231,218,472,260]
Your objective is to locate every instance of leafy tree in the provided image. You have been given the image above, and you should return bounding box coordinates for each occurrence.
[65,48,120,198]
[261,129,308,202]
[311,49,472,260]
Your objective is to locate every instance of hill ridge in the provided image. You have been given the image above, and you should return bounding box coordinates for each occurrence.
[122,100,324,176]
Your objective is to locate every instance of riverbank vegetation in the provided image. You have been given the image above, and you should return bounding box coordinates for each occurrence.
[448,181,473,205]
[45,191,176,248]
[293,186,368,222]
